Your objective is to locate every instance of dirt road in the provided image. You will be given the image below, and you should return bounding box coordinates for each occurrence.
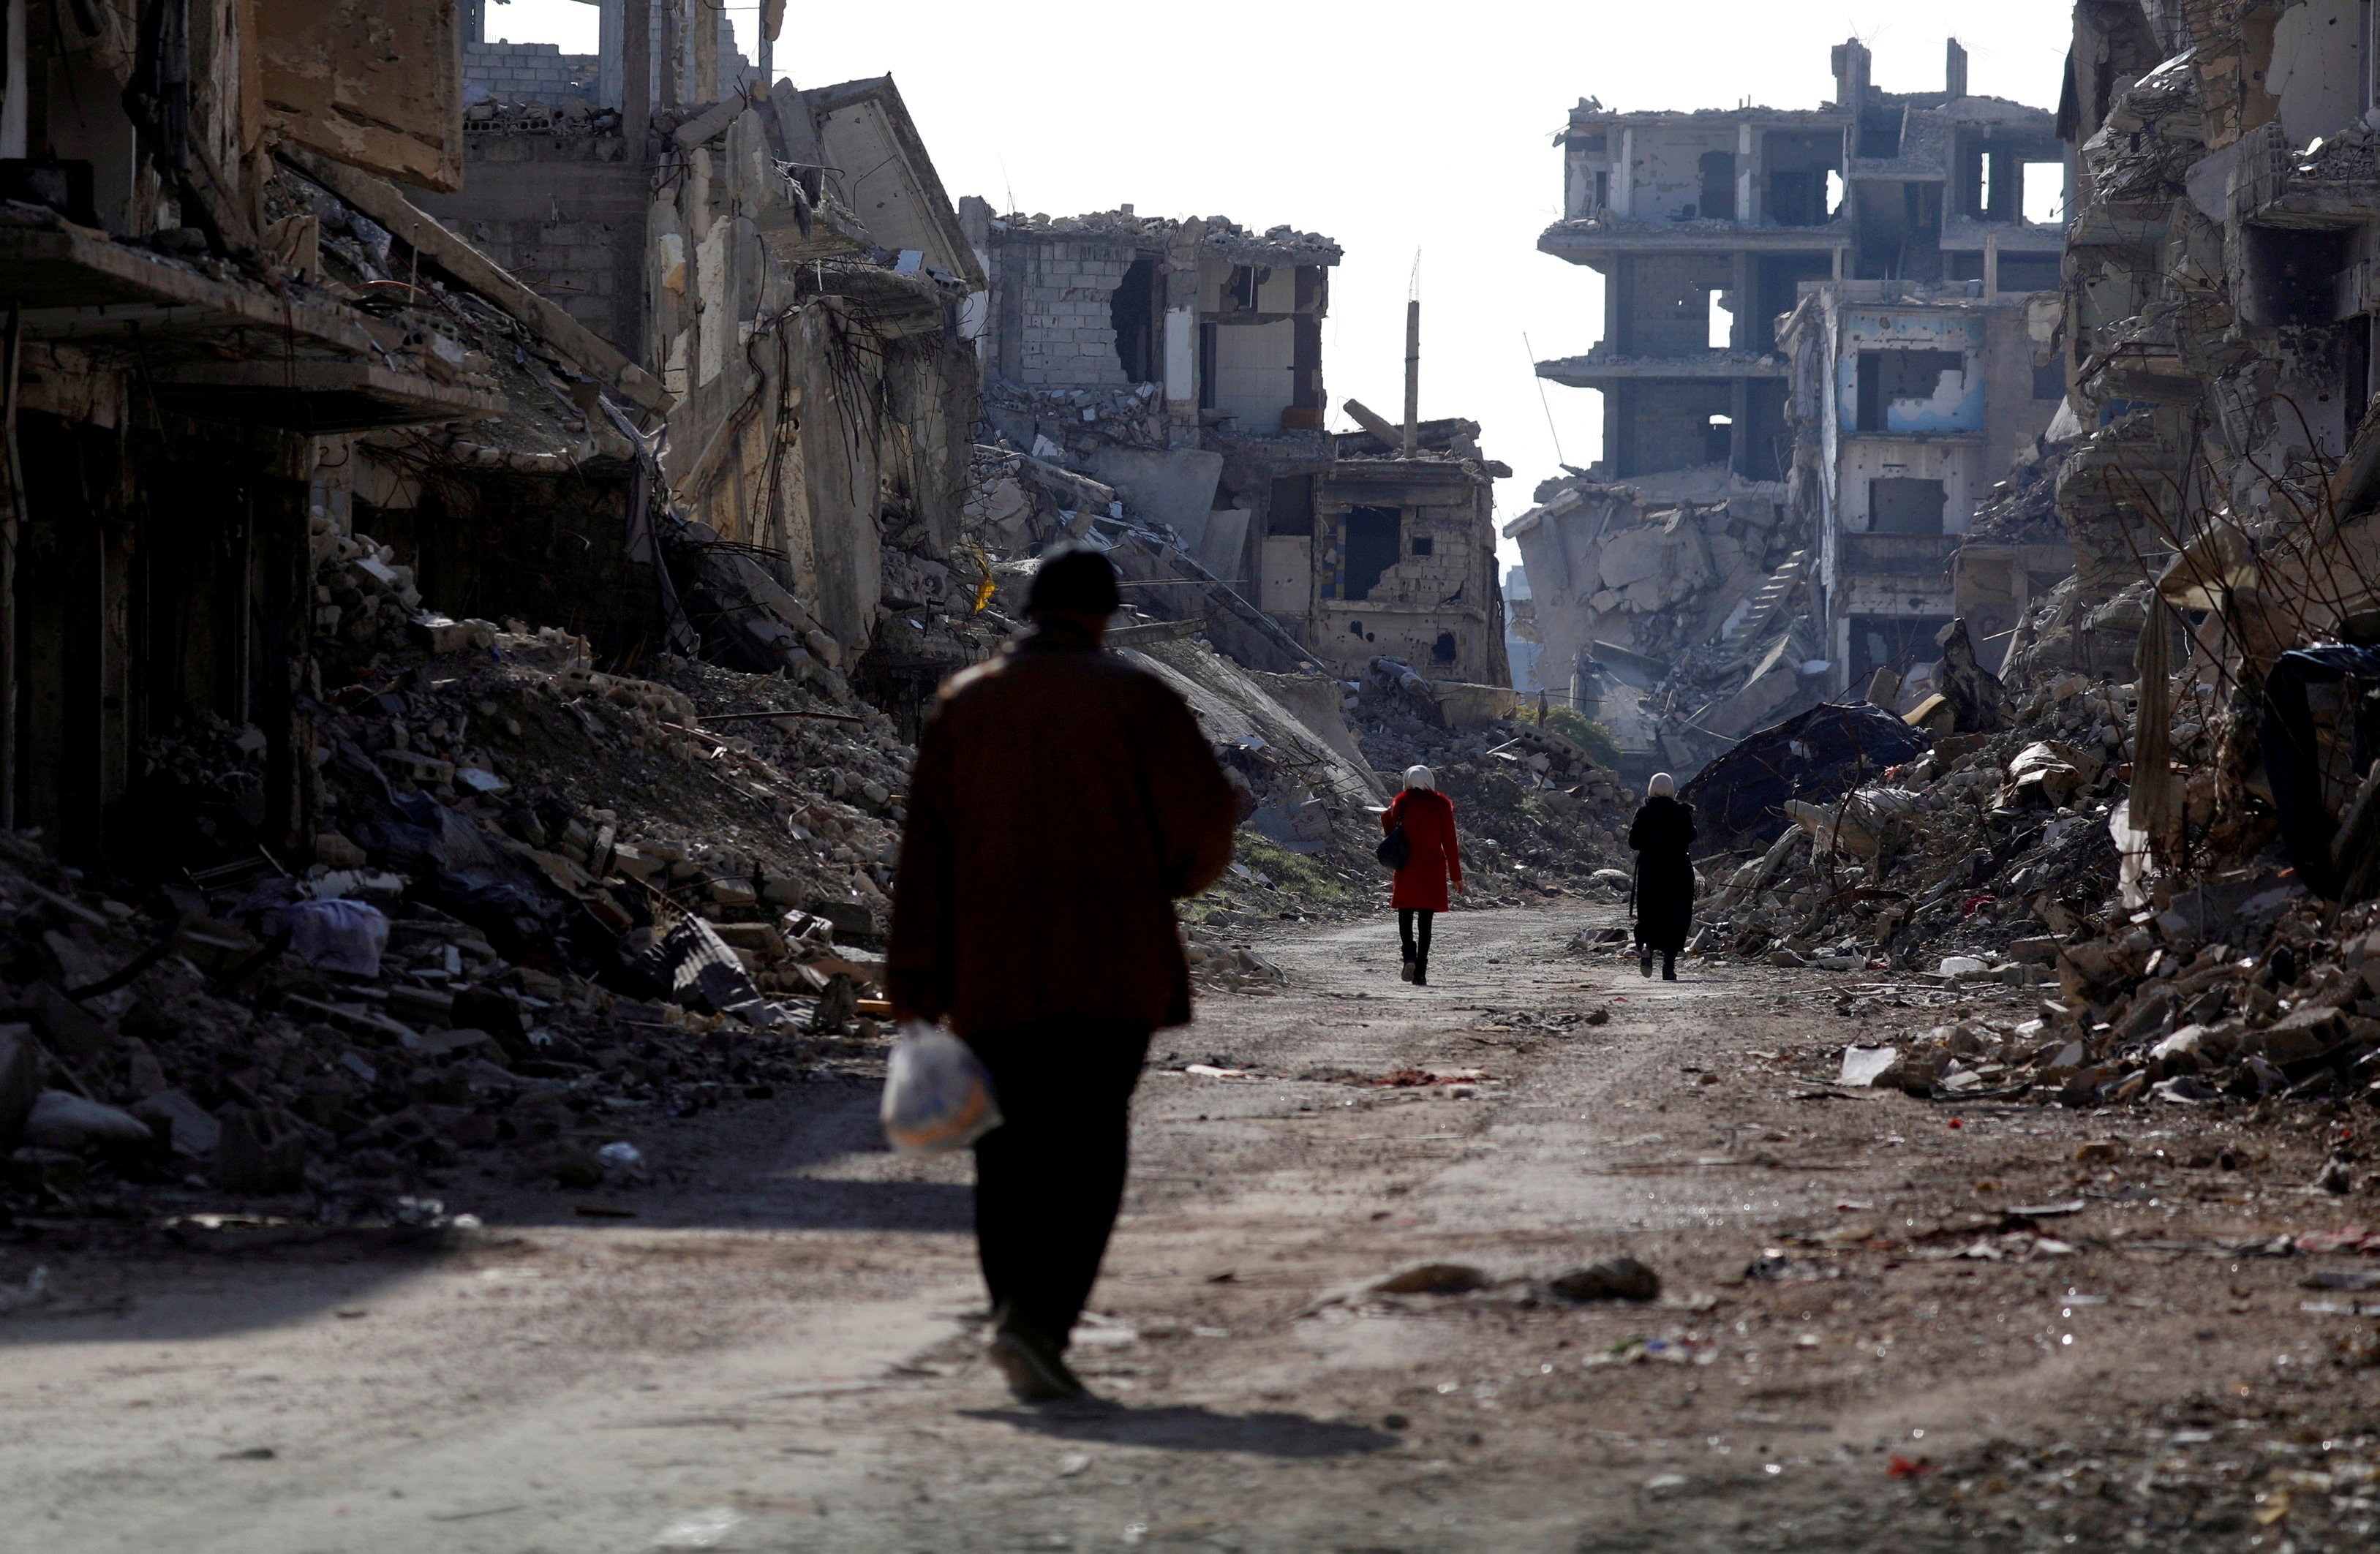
[7,904,2379,1552]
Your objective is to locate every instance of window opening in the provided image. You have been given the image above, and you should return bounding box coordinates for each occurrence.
[1341,506,1402,602]
[1704,414,1733,465]
[2022,162,2065,225]
[1707,290,1735,350]
[1111,257,1158,383]
[1431,632,1458,665]
[1856,350,1965,430]
[1267,475,1315,536]
[1412,536,1434,557]
[1868,478,1948,535]
[1997,254,2060,293]
[1698,151,1736,221]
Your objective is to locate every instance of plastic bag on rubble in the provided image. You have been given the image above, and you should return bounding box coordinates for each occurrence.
[881,1022,1002,1155]
[269,897,390,977]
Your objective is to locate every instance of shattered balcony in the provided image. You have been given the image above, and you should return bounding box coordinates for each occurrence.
[0,211,500,432]
[2230,122,2380,233]
[1535,346,1788,387]
[1537,214,1850,264]
[1837,531,1962,579]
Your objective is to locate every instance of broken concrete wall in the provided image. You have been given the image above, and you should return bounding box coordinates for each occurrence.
[413,135,649,355]
[1308,458,1509,687]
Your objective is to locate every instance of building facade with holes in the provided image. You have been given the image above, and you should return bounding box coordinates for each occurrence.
[1777,278,2065,697]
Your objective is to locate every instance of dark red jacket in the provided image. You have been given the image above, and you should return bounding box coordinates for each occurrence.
[888,625,1238,1037]
[1382,788,1462,912]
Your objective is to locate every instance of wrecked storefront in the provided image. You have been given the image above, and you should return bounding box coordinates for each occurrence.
[0,1,508,861]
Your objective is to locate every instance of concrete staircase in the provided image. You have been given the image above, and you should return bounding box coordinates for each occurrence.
[1722,549,1807,655]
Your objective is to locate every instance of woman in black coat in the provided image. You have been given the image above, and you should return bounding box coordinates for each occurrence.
[1627,772,1697,981]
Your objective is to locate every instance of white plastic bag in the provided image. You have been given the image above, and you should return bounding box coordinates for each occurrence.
[881,1022,1002,1155]
[271,897,391,977]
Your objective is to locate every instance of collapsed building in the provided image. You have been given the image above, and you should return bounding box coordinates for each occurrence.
[1508,38,2067,775]
[1578,1,2380,1128]
[965,207,1510,690]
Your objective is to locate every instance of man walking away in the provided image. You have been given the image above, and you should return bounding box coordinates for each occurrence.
[887,546,1238,1403]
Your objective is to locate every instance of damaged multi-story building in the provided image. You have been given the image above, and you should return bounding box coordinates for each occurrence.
[1508,37,2067,773]
[963,207,1510,690]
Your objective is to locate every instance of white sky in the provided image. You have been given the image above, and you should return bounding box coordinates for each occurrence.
[484,1,2074,567]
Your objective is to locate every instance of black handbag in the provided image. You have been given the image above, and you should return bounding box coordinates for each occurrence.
[1376,823,1411,870]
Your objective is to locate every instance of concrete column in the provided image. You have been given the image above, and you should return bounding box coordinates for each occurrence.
[622,0,650,149]
[1731,250,1754,350]
[693,0,719,102]
[1610,254,1635,355]
[1737,122,1756,225]
[1729,376,1752,478]
[1984,230,2000,295]
[660,0,679,110]
[1614,127,1635,217]
[1,0,26,161]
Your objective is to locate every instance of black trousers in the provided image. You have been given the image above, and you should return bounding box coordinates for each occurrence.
[1398,908,1435,962]
[966,1019,1151,1348]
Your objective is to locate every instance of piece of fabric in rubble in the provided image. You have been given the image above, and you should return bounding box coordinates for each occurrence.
[2260,646,2380,899]
[633,914,773,1022]
[603,396,702,658]
[1932,618,2010,734]
[353,794,572,963]
[1681,701,1928,853]
[268,898,390,978]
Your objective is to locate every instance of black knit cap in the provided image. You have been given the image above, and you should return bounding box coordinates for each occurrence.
[1025,543,1121,619]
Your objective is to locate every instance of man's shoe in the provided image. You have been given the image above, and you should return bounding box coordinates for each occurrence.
[989,1324,1089,1404]
[1638,948,1654,978]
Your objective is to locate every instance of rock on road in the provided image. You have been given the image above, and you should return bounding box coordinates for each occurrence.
[5,905,2378,1552]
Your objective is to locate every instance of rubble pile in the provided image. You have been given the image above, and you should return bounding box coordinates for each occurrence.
[982,382,1170,460]
[0,818,881,1219]
[460,96,620,137]
[1352,665,1638,898]
[1840,894,2380,1116]
[0,535,957,1216]
[1505,469,1818,769]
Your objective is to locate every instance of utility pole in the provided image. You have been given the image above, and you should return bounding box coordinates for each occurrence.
[1402,297,1420,459]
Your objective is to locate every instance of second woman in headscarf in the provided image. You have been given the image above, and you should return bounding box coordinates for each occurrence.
[1627,772,1697,981]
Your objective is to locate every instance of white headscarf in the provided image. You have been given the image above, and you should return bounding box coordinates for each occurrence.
[1404,764,1436,792]
[1648,772,1676,799]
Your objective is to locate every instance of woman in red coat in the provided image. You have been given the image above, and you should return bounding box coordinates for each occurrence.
[1381,764,1464,986]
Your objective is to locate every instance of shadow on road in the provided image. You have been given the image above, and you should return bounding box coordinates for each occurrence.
[963,1403,1399,1458]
